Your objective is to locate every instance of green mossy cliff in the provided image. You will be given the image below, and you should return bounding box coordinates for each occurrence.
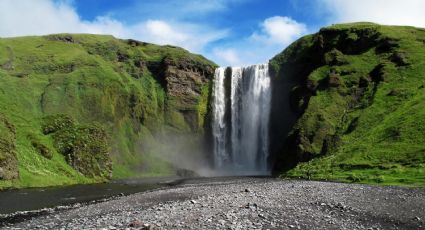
[2,23,424,189]
[0,113,18,180]
[270,23,425,186]
[0,34,215,189]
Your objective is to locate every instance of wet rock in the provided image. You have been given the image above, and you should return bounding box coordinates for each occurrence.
[3,178,424,230]
[142,223,157,230]
[46,34,76,43]
[128,219,143,228]
[370,63,387,83]
[327,72,341,87]
[390,52,409,66]
[306,79,318,93]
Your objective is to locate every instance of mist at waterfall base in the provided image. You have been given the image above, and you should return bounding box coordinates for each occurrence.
[212,64,272,176]
[133,132,217,177]
[132,64,272,178]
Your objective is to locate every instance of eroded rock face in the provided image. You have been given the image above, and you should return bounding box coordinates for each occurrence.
[0,34,217,187]
[162,58,214,131]
[269,23,422,173]
[165,66,209,98]
[0,114,18,180]
[270,25,380,170]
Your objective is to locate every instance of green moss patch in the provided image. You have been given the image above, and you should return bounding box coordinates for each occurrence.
[41,114,112,178]
[272,23,425,187]
[0,113,18,180]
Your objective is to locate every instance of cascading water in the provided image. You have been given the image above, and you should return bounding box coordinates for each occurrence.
[212,64,271,174]
[212,67,227,169]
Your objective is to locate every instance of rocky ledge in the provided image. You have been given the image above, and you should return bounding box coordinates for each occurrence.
[2,177,424,229]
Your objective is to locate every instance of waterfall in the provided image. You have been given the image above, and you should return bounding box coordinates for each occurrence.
[212,67,227,169]
[212,64,271,174]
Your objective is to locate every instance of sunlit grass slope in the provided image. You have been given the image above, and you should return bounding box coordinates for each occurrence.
[271,23,425,187]
[0,34,215,189]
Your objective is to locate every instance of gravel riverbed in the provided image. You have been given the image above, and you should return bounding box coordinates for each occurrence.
[1,177,424,229]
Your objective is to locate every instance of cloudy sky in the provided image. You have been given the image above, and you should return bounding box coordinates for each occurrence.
[1,0,424,66]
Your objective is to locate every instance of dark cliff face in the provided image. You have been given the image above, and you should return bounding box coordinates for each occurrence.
[158,57,214,132]
[0,34,216,188]
[269,23,393,170]
[269,23,425,185]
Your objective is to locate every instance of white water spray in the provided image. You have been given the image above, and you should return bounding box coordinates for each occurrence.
[212,64,271,174]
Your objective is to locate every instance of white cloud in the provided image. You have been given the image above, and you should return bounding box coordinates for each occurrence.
[212,48,242,66]
[133,20,228,52]
[209,16,307,66]
[250,16,307,46]
[0,0,132,37]
[320,0,425,28]
[0,0,227,53]
[0,1,307,66]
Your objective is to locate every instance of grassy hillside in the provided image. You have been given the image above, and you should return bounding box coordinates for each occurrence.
[270,23,425,187]
[0,34,216,189]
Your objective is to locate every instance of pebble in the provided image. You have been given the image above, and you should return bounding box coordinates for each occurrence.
[2,178,424,230]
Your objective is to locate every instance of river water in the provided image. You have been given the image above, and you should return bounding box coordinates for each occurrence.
[0,177,180,215]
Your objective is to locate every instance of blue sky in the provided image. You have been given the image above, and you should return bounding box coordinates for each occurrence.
[1,0,424,66]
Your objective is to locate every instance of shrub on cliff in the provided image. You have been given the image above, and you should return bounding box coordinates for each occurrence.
[0,114,18,180]
[43,114,112,179]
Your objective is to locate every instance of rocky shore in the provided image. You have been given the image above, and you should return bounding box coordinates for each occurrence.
[2,177,424,229]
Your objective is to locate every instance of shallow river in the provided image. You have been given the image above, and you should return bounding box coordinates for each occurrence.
[0,177,181,215]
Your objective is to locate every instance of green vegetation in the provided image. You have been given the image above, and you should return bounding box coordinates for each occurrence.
[43,114,112,179]
[0,34,215,189]
[271,23,425,187]
[2,23,423,189]
[0,113,18,182]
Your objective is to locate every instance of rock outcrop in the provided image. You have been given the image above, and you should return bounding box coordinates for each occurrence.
[161,57,214,131]
[270,23,425,185]
[0,34,215,188]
